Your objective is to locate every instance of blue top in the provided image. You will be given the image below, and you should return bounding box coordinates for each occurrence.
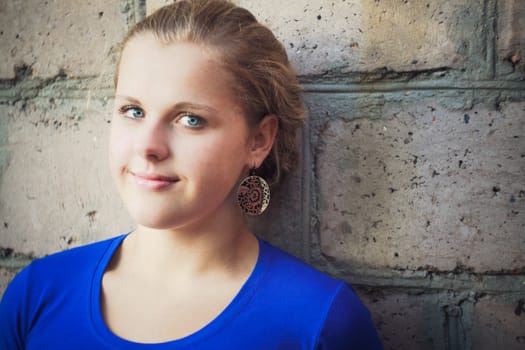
[0,235,382,349]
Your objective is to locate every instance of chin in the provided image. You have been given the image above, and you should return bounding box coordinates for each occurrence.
[125,205,176,229]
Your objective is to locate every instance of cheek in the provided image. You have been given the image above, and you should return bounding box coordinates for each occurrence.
[210,137,249,174]
[185,136,246,178]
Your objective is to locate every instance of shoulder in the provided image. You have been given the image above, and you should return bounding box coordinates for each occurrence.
[257,240,383,349]
[5,234,125,297]
[28,234,125,273]
[0,234,126,348]
[255,240,347,317]
[259,239,341,294]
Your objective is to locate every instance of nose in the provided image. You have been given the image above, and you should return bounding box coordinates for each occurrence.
[135,119,170,162]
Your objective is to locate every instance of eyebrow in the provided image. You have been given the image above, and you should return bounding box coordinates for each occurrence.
[114,95,219,114]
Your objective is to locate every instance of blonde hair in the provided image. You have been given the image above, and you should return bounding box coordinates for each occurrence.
[117,0,306,186]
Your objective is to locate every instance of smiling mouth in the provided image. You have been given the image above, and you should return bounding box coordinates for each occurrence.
[128,171,179,190]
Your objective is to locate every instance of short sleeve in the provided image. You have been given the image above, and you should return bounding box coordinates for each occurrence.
[0,265,31,350]
[316,283,383,350]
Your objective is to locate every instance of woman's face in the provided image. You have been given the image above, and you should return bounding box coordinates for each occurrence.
[109,34,253,231]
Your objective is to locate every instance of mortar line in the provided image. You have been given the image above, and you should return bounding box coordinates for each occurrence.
[134,0,146,21]
[340,272,525,293]
[302,81,525,93]
[486,0,497,79]
[1,80,524,101]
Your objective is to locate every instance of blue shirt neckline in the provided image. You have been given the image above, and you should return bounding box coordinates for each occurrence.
[89,234,269,348]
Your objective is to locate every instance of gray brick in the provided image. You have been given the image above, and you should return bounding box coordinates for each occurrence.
[361,290,447,350]
[496,0,525,77]
[316,101,525,272]
[0,0,129,79]
[0,97,132,257]
[471,295,525,350]
[0,268,18,299]
[241,0,485,76]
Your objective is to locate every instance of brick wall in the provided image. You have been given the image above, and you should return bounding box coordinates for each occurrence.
[1,1,524,349]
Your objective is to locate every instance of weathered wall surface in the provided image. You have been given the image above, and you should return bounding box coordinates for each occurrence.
[1,0,524,349]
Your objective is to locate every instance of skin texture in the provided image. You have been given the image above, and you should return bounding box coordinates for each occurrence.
[102,33,278,342]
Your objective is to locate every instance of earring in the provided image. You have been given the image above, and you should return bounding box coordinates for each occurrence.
[236,167,270,216]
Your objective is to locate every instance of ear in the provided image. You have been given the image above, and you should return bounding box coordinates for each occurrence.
[249,114,278,167]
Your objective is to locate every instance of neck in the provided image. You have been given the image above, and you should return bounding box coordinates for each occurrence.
[117,209,258,279]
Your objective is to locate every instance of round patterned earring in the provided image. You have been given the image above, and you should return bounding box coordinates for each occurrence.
[236,167,270,216]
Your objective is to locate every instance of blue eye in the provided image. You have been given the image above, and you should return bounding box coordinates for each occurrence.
[180,114,204,128]
[119,105,145,119]
[130,108,145,118]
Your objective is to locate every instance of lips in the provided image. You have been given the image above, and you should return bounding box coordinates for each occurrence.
[128,170,179,190]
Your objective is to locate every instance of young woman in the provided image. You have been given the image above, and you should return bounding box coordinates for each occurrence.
[0,1,382,348]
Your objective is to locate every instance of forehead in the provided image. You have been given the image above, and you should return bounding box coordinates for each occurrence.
[116,34,241,111]
[118,33,225,83]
